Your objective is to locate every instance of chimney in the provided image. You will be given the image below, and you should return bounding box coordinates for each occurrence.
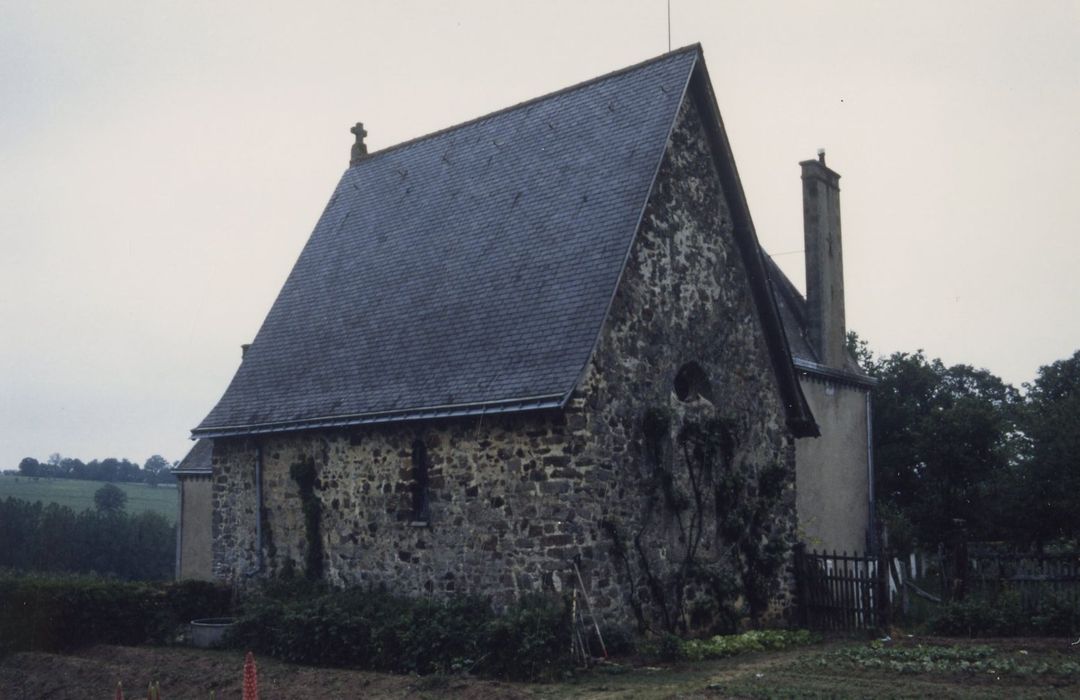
[241,343,251,359]
[800,149,846,368]
[350,122,368,165]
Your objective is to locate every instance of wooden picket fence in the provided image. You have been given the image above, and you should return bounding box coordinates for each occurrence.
[967,550,1080,610]
[794,545,888,632]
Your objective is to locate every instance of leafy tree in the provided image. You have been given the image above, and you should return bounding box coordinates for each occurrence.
[0,496,174,579]
[867,349,1021,552]
[143,454,171,485]
[59,457,84,477]
[17,457,40,477]
[1012,350,1080,547]
[846,331,875,371]
[94,483,128,514]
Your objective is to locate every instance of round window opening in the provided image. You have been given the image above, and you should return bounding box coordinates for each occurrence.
[673,362,714,403]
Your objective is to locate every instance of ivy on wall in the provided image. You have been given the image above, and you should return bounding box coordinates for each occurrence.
[289,457,323,580]
[603,406,790,634]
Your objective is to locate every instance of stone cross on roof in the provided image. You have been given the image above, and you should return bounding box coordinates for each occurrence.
[350,122,368,165]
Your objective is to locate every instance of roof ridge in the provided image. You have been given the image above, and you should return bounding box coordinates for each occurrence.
[352,43,702,167]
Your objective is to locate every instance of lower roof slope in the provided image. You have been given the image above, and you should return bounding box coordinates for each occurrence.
[173,439,212,475]
[194,47,699,437]
[764,255,872,382]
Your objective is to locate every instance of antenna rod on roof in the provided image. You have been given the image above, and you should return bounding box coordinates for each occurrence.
[667,0,671,52]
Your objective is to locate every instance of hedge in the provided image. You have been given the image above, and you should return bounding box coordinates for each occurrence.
[231,584,571,681]
[0,574,231,655]
[929,593,1080,637]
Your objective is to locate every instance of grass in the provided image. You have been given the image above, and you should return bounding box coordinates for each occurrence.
[530,636,1080,699]
[0,475,178,524]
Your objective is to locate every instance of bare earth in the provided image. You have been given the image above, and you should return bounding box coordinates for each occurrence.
[1,637,1078,699]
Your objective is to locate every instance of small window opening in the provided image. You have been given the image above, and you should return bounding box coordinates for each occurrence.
[673,362,714,403]
[410,438,431,523]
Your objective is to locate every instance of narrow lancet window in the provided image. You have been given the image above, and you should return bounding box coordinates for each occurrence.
[411,438,430,523]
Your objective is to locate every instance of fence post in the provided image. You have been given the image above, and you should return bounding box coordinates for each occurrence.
[876,522,891,632]
[877,544,891,632]
[794,543,808,628]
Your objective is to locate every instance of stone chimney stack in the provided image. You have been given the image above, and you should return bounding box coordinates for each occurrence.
[800,150,847,368]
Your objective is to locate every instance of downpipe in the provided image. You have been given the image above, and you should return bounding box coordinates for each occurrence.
[865,391,877,554]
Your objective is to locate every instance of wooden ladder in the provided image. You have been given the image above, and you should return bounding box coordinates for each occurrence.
[570,560,608,665]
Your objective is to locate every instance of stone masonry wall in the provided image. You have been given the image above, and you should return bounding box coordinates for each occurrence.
[211,94,797,631]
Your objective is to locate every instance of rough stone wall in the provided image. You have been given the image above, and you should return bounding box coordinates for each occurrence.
[213,410,602,598]
[572,94,797,629]
[211,94,797,630]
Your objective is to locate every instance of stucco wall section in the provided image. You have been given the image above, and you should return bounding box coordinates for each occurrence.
[795,376,870,552]
[211,94,797,629]
[179,475,215,580]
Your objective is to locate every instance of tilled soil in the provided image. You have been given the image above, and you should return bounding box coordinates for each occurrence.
[2,637,1078,700]
[0,645,529,700]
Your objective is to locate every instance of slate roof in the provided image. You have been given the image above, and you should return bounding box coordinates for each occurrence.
[763,255,872,382]
[173,439,212,475]
[195,47,699,436]
[193,45,818,438]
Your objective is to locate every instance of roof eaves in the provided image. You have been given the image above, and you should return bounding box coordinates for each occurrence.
[192,394,566,439]
[794,358,877,388]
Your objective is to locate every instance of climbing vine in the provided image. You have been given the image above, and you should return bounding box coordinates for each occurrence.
[604,407,792,634]
[289,457,323,580]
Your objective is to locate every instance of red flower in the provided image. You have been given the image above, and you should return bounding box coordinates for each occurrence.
[242,652,259,700]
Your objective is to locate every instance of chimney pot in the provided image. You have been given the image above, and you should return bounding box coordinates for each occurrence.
[241,343,252,359]
[350,122,369,165]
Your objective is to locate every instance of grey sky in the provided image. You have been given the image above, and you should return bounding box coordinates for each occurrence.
[2,0,1078,468]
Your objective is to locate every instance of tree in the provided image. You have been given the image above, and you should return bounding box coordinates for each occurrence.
[867,349,1021,551]
[17,457,40,477]
[1014,350,1080,547]
[143,454,171,485]
[846,330,875,371]
[59,457,84,477]
[94,483,128,514]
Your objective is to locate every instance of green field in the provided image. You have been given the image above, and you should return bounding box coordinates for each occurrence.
[0,476,178,524]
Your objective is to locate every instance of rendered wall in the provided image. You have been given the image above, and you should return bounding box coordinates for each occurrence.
[211,95,797,629]
[178,475,215,580]
[795,376,870,553]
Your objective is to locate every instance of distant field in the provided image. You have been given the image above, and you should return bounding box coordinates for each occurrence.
[0,476,177,524]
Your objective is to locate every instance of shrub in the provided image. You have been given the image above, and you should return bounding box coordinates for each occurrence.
[231,586,570,680]
[482,594,571,680]
[929,596,1023,637]
[652,632,687,661]
[928,592,1080,637]
[682,629,816,661]
[0,573,232,656]
[639,628,817,663]
[163,579,234,626]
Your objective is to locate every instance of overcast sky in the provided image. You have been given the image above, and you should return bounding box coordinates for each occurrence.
[2,0,1078,468]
